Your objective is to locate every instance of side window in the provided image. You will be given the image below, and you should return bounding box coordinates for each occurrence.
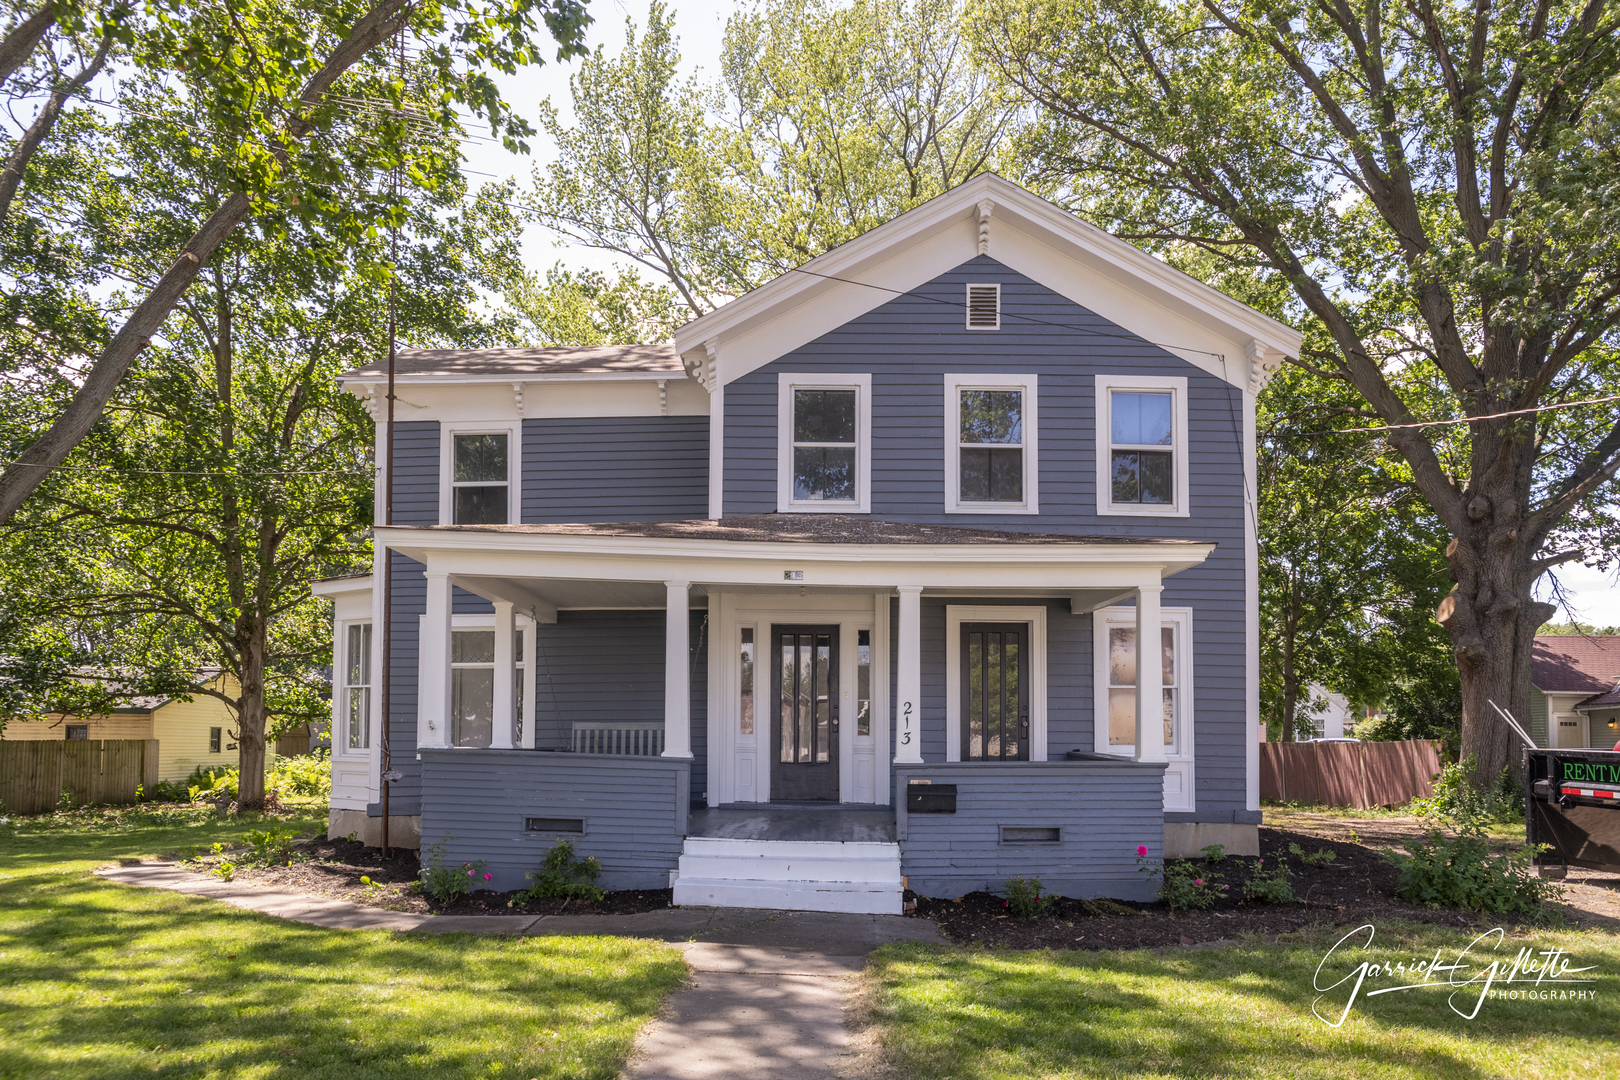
[777,374,871,512]
[450,629,495,748]
[1095,375,1188,516]
[945,374,1037,513]
[1093,607,1191,759]
[452,433,509,524]
[65,724,88,740]
[343,622,372,752]
[209,727,222,753]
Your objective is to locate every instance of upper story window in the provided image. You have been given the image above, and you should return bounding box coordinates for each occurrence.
[777,373,871,513]
[439,422,521,526]
[944,374,1038,514]
[342,622,372,752]
[1095,375,1189,517]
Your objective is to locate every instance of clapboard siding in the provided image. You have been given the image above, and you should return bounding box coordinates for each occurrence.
[728,257,1248,825]
[896,761,1166,900]
[379,553,425,808]
[392,421,440,526]
[419,750,688,890]
[523,416,709,522]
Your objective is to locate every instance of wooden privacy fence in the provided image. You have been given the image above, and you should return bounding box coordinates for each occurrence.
[0,739,160,814]
[1260,738,1443,808]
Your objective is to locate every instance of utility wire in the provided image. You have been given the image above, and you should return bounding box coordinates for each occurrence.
[1288,394,1620,438]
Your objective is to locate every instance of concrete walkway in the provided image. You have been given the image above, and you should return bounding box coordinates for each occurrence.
[97,862,944,1078]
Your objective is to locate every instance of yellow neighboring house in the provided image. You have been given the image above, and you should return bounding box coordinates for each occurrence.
[0,673,279,783]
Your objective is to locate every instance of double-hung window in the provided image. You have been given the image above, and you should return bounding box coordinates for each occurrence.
[777,374,871,512]
[342,622,372,751]
[440,423,520,525]
[945,374,1037,513]
[449,627,526,748]
[1093,605,1194,810]
[1095,375,1188,516]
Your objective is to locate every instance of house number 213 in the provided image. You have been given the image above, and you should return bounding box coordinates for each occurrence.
[901,702,913,745]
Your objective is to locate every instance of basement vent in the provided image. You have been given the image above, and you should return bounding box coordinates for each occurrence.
[965,283,1000,330]
[525,816,585,835]
[999,825,1062,844]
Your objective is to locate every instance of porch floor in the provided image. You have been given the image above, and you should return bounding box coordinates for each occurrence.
[687,804,896,843]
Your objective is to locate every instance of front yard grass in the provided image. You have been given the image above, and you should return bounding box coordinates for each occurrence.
[0,804,686,1079]
[867,924,1620,1080]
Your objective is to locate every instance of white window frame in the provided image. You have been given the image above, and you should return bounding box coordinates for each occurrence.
[439,420,522,526]
[422,612,537,748]
[777,373,871,514]
[336,619,372,756]
[1093,605,1195,810]
[944,373,1038,514]
[944,604,1047,762]
[964,282,1001,330]
[1095,374,1189,518]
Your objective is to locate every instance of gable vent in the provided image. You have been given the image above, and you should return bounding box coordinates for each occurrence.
[965,283,1000,330]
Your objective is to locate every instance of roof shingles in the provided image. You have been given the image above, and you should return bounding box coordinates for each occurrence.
[1532,635,1620,705]
[342,344,682,380]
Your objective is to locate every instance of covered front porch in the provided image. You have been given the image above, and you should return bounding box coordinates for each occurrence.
[386,515,1209,909]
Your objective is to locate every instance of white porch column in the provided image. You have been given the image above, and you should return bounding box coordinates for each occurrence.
[420,570,452,749]
[1134,583,1166,764]
[663,581,692,758]
[895,586,923,763]
[491,599,515,749]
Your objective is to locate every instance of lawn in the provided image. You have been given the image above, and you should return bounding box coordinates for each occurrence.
[867,922,1620,1080]
[0,804,686,1080]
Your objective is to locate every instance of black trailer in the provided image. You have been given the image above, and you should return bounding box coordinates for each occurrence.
[1526,747,1620,876]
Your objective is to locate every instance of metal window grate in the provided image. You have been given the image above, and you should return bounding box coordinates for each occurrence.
[999,825,1061,844]
[965,284,1000,329]
[525,817,585,834]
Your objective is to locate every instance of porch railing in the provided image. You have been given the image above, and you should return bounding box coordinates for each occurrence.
[571,722,666,757]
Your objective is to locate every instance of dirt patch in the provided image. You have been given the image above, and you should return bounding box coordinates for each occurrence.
[192,835,674,917]
[908,826,1617,950]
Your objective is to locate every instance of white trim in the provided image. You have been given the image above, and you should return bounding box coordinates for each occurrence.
[1092,604,1196,811]
[964,282,1000,330]
[438,420,522,527]
[673,174,1301,392]
[945,605,1048,763]
[776,373,872,514]
[1094,374,1190,518]
[334,618,373,757]
[708,382,725,519]
[943,373,1038,514]
[1242,388,1260,810]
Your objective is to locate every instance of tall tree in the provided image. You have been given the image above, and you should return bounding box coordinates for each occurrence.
[527,0,1026,314]
[973,0,1620,783]
[0,0,592,523]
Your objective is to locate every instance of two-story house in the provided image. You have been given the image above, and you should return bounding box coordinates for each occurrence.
[314,175,1300,914]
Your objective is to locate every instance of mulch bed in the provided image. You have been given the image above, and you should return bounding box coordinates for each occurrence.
[909,827,1534,950]
[209,835,673,917]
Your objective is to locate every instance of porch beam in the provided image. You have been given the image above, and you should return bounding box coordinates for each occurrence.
[1134,584,1167,764]
[663,581,693,759]
[1068,588,1136,615]
[895,586,923,764]
[491,600,515,750]
[420,570,451,749]
[453,575,558,624]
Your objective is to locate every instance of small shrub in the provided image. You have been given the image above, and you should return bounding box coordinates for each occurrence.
[418,835,491,904]
[1243,857,1295,904]
[1002,875,1055,918]
[1201,843,1227,863]
[1159,861,1228,911]
[240,826,302,867]
[186,764,237,798]
[1288,841,1337,867]
[517,840,605,904]
[211,860,235,881]
[268,751,331,798]
[1412,756,1522,826]
[1385,831,1562,914]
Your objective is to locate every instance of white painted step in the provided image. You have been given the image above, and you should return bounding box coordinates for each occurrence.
[673,877,902,915]
[672,837,904,915]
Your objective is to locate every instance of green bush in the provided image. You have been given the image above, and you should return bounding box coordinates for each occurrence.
[418,835,491,903]
[1002,875,1056,918]
[1385,829,1561,914]
[240,826,303,867]
[517,840,606,903]
[268,751,331,798]
[1242,857,1295,904]
[1411,756,1522,826]
[1287,841,1337,867]
[138,779,192,803]
[1159,861,1228,910]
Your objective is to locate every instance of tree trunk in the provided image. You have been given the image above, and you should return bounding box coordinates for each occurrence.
[0,29,113,228]
[0,6,54,89]
[236,624,268,810]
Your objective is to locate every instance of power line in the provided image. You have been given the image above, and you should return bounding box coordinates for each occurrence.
[1288,394,1620,438]
[0,459,370,478]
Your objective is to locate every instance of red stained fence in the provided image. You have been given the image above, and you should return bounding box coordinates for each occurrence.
[1260,738,1444,808]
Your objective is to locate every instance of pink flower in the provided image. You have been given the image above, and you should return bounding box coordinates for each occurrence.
[1136,845,1148,857]
[1194,879,1204,886]
[483,873,493,881]
[466,869,474,877]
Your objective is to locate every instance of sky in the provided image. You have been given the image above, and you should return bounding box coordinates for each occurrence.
[453,0,1620,628]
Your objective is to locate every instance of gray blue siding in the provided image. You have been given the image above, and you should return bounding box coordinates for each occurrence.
[731,257,1248,825]
[896,761,1166,900]
[522,416,709,523]
[419,749,689,890]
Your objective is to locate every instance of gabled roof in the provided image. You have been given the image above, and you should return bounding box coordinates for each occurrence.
[1532,635,1620,694]
[673,173,1303,394]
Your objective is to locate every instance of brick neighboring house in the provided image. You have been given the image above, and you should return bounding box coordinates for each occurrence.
[1531,635,1620,749]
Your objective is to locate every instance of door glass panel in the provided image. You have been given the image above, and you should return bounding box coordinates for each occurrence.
[797,637,813,762]
[986,632,1002,758]
[967,631,983,760]
[814,635,831,763]
[1005,633,1021,759]
[856,630,871,737]
[740,629,755,736]
[780,634,796,763]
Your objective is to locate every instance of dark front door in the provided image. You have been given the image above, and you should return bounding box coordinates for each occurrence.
[771,625,840,801]
[961,623,1030,761]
